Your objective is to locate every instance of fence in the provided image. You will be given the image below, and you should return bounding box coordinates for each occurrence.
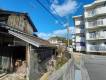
[48,58,75,80]
[89,45,106,51]
[81,54,90,80]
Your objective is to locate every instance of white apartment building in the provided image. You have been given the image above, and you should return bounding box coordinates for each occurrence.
[72,34,75,50]
[84,0,106,53]
[73,15,86,52]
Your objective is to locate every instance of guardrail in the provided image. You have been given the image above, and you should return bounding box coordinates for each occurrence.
[48,56,75,80]
[81,54,90,80]
[89,45,106,52]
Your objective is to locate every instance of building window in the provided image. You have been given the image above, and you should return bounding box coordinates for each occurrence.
[80,35,85,37]
[104,1,106,6]
[97,19,103,25]
[76,42,85,46]
[89,32,96,38]
[80,26,84,29]
[104,42,106,45]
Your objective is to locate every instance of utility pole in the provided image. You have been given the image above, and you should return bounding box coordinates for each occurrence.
[66,24,70,47]
[66,16,70,47]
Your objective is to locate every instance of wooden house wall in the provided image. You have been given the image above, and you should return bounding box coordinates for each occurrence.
[7,14,33,34]
[34,48,55,62]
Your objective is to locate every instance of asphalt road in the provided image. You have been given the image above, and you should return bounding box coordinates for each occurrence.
[84,55,106,80]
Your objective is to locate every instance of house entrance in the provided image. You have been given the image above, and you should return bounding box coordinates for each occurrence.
[0,46,26,74]
[0,27,27,74]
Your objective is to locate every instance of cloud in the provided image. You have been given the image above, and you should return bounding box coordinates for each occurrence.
[36,27,74,40]
[36,32,52,40]
[50,0,79,17]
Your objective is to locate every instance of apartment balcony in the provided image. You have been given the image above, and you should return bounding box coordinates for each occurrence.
[87,32,106,40]
[87,45,106,52]
[76,37,85,42]
[85,6,106,18]
[75,20,83,26]
[86,18,106,29]
[72,39,75,42]
[75,28,84,34]
[72,43,75,45]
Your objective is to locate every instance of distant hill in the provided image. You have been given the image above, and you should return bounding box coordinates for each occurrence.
[49,36,72,46]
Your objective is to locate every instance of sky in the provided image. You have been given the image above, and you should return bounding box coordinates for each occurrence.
[0,0,94,39]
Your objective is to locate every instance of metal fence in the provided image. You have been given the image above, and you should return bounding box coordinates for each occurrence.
[48,58,75,80]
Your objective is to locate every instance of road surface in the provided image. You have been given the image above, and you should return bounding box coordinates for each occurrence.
[83,55,106,80]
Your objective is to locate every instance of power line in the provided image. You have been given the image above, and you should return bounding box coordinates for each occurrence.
[22,0,36,10]
[46,0,50,5]
[24,0,66,29]
[46,0,70,47]
[29,2,37,9]
[27,0,71,44]
[46,0,66,25]
[35,0,64,26]
[46,0,61,17]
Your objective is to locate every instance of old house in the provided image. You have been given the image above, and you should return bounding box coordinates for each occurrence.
[0,9,56,80]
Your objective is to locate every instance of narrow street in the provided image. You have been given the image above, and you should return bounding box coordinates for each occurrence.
[83,55,106,80]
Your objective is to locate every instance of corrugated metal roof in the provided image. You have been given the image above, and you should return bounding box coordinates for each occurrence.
[8,30,54,47]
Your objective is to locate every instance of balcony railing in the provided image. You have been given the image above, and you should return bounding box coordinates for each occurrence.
[89,19,103,27]
[88,45,106,52]
[76,37,85,42]
[85,6,106,18]
[86,19,106,29]
[87,32,106,40]
[75,21,83,26]
[75,28,84,34]
[76,46,85,51]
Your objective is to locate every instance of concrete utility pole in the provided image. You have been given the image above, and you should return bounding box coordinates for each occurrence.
[66,24,70,47]
[66,16,70,47]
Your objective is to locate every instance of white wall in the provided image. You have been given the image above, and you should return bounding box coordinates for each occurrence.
[75,20,83,26]
[85,6,106,18]
[76,36,85,42]
[75,28,84,34]
[76,46,85,51]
